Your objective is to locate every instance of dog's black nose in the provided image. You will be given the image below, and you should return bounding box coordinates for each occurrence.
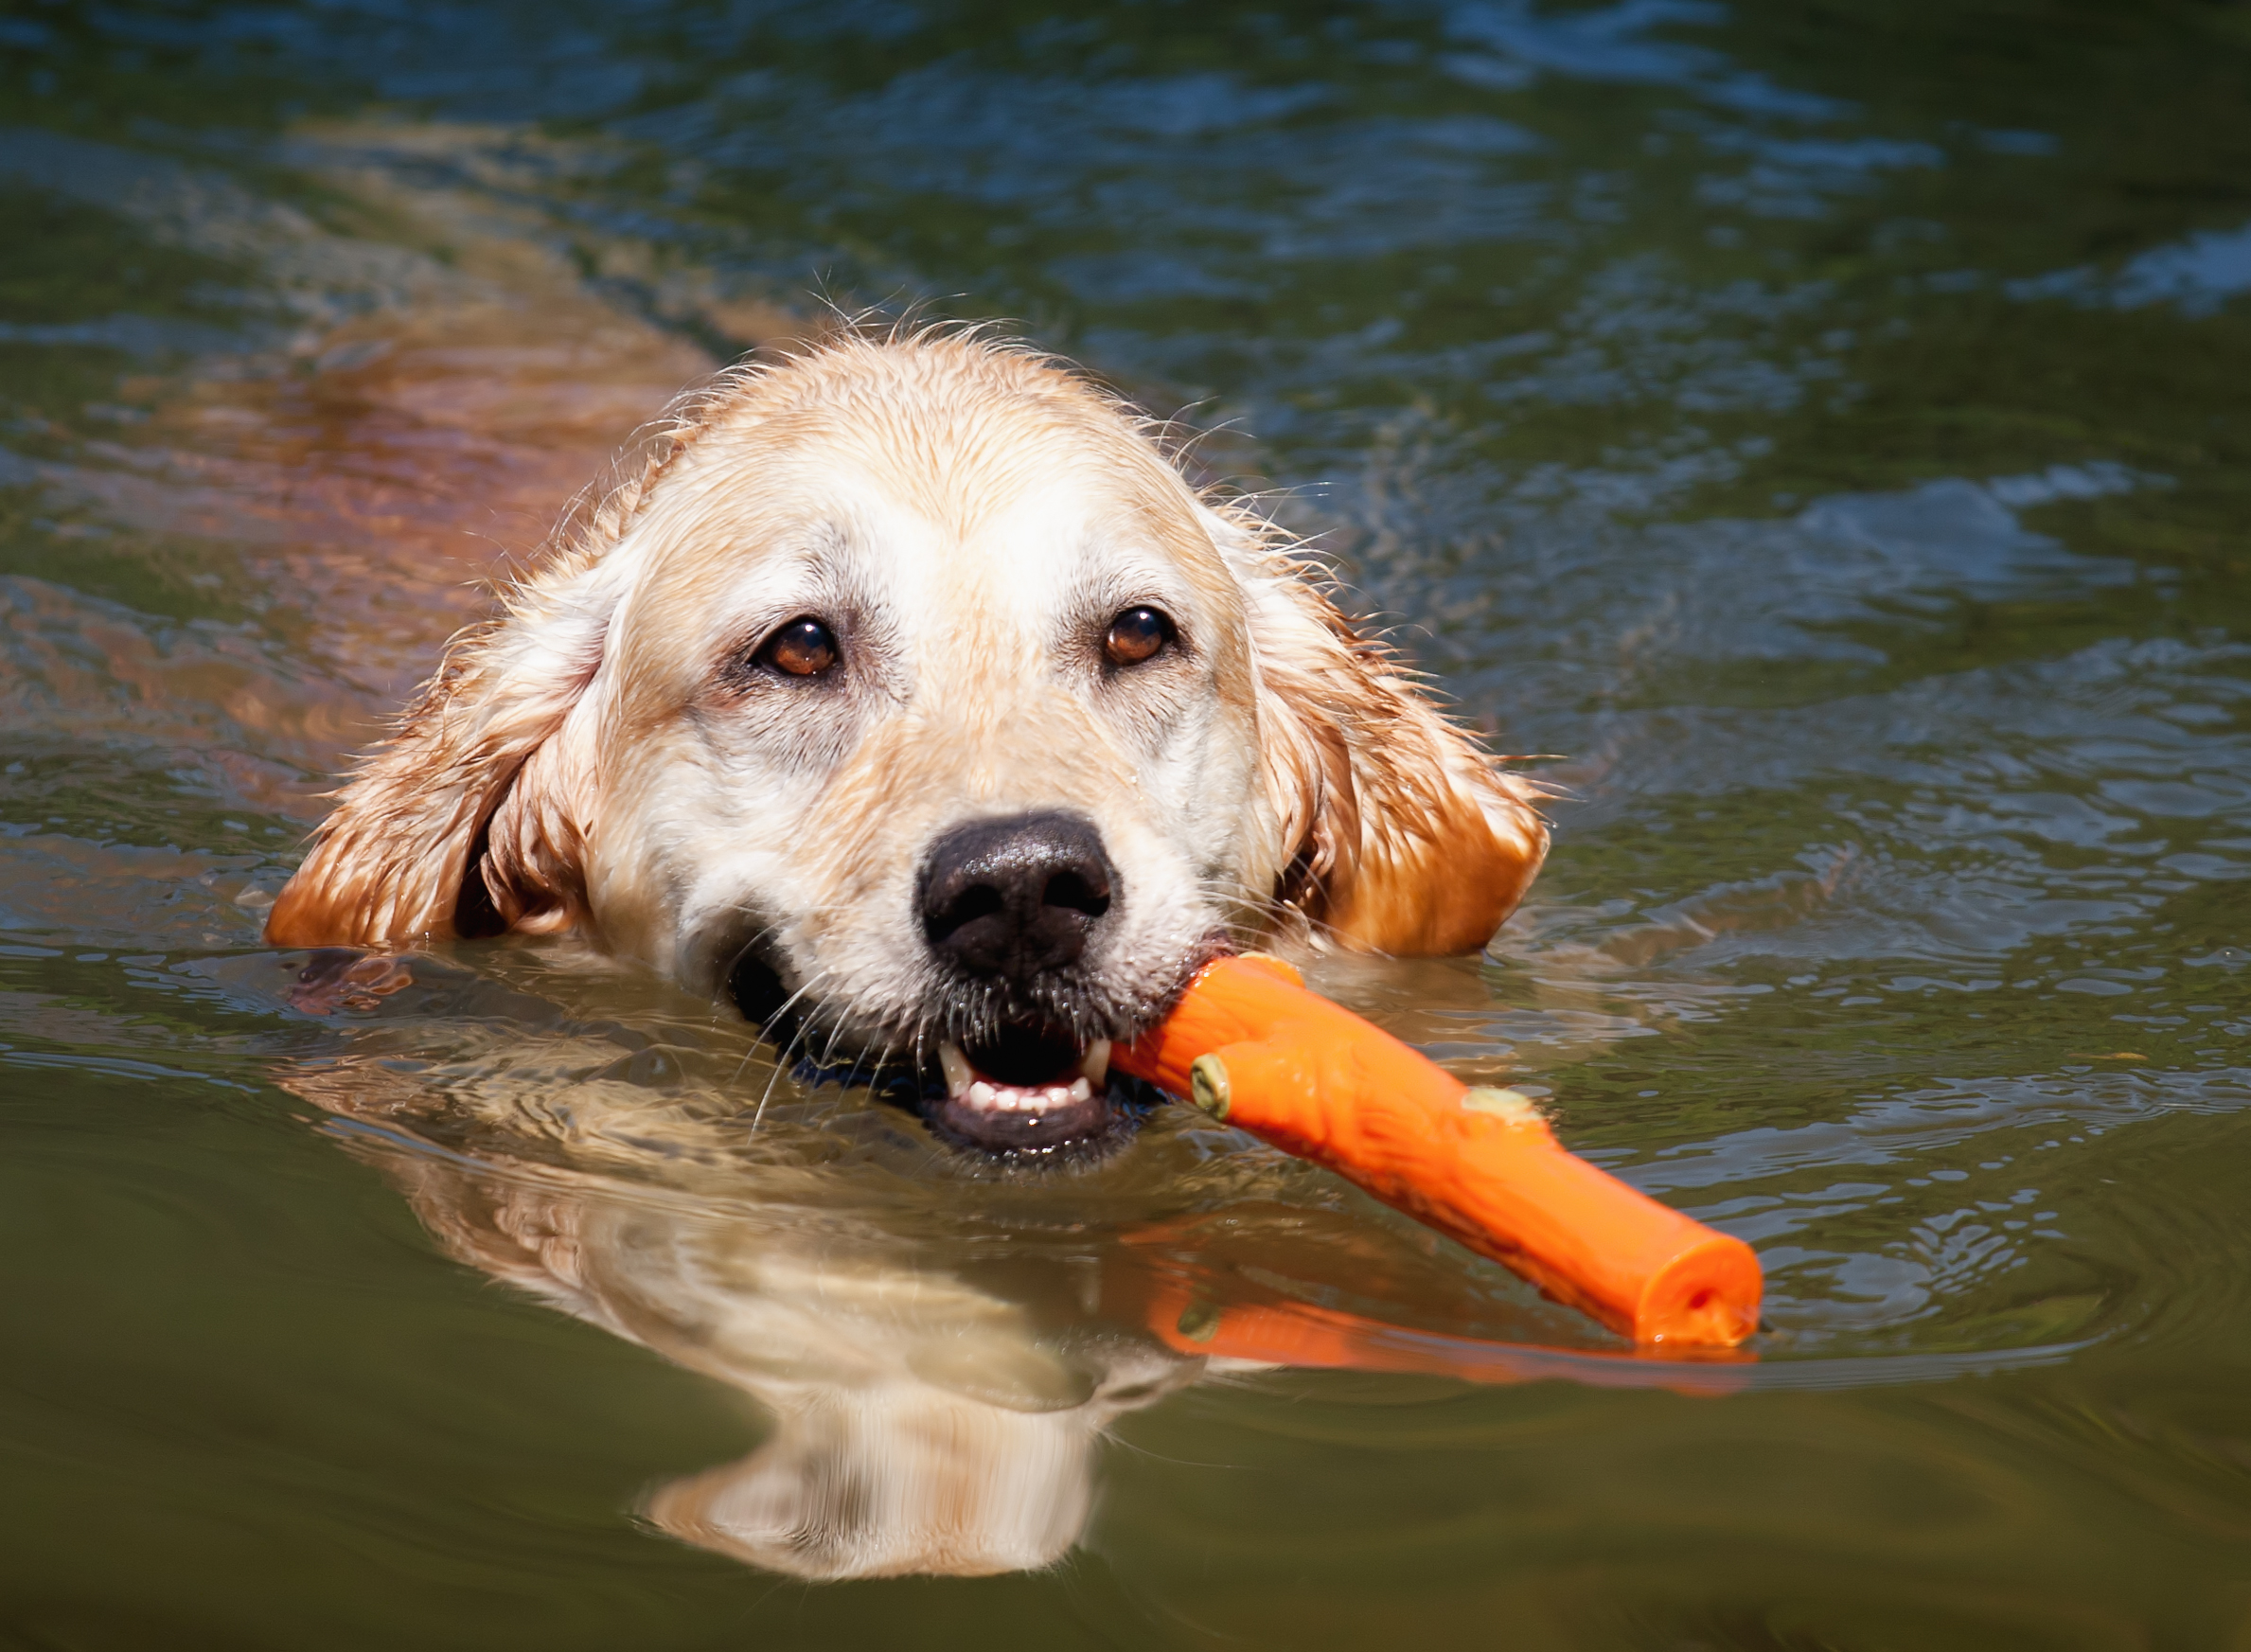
[919,810,1118,982]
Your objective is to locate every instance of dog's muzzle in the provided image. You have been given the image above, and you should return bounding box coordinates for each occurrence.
[917,810,1126,1154]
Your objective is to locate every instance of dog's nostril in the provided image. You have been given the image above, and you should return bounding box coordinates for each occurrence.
[917,810,1121,982]
[925,881,1004,945]
[1042,870,1109,919]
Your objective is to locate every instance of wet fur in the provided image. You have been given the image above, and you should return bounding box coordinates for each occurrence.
[267,332,1548,1045]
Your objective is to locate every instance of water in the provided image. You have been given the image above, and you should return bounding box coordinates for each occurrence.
[3,0,2250,1643]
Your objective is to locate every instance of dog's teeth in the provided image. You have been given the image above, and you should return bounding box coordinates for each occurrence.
[946,1045,1108,1123]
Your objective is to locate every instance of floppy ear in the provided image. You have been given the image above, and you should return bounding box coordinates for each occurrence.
[264,541,623,950]
[1206,505,1551,957]
[268,361,769,950]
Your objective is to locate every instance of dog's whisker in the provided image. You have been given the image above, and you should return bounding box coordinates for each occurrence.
[736,966,841,1118]
[1186,874,1350,949]
[811,1018,852,1080]
[750,1020,818,1131]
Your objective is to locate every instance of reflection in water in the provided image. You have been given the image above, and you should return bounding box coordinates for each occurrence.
[269,944,1790,1580]
[276,978,1608,1579]
[370,1146,1196,1579]
[269,948,2104,1581]
[280,937,1199,1579]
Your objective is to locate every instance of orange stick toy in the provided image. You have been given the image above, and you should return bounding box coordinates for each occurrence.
[1114,955,1763,1349]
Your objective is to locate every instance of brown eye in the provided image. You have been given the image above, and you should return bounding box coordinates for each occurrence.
[758,617,839,677]
[1105,605,1173,667]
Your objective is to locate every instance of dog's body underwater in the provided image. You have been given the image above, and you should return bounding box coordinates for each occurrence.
[268,332,1548,1153]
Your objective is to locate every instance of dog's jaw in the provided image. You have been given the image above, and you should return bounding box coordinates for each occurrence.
[927,1037,1113,1153]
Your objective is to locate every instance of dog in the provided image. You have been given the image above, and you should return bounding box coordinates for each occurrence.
[267,330,1548,1154]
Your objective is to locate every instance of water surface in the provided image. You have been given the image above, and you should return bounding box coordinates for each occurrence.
[3,1,2250,1645]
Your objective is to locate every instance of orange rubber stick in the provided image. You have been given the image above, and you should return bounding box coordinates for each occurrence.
[1114,955,1763,1349]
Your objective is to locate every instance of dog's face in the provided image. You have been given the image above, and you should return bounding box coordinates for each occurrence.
[586,388,1273,1148]
[268,336,1549,1155]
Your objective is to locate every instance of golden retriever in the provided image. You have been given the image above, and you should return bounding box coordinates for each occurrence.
[267,331,1548,1153]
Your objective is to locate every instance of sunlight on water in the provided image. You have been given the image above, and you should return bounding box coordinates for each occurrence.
[3,0,2250,1645]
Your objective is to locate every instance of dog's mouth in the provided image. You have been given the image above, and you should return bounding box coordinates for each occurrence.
[926,1024,1116,1155]
[728,946,1141,1158]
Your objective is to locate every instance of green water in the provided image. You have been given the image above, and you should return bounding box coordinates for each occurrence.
[3,0,2250,1644]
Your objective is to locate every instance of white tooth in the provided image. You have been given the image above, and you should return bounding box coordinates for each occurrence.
[940,1044,973,1098]
[1080,1039,1111,1085]
[1069,1076,1091,1102]
[968,1080,997,1109]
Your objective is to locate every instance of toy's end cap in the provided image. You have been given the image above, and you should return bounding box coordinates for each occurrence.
[1634,1234,1764,1349]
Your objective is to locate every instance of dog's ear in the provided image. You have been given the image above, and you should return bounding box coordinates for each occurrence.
[268,362,754,951]
[1205,505,1550,957]
[265,543,625,949]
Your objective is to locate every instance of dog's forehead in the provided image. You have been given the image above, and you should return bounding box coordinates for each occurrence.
[847,451,1218,611]
[635,373,1234,626]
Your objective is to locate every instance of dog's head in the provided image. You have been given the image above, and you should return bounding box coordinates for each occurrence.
[268,333,1547,1153]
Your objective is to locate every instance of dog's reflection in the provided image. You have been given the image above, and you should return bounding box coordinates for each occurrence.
[273,950,1660,1582]
[358,1138,1199,1579]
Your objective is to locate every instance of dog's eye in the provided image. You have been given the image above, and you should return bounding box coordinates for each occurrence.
[1104,606,1173,667]
[758,617,840,677]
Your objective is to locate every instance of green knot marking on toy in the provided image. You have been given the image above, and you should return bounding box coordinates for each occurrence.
[1175,1302,1222,1342]
[1460,1086,1545,1126]
[1187,1053,1232,1120]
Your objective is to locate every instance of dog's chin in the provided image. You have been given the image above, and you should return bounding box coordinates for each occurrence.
[922,1021,1120,1158]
